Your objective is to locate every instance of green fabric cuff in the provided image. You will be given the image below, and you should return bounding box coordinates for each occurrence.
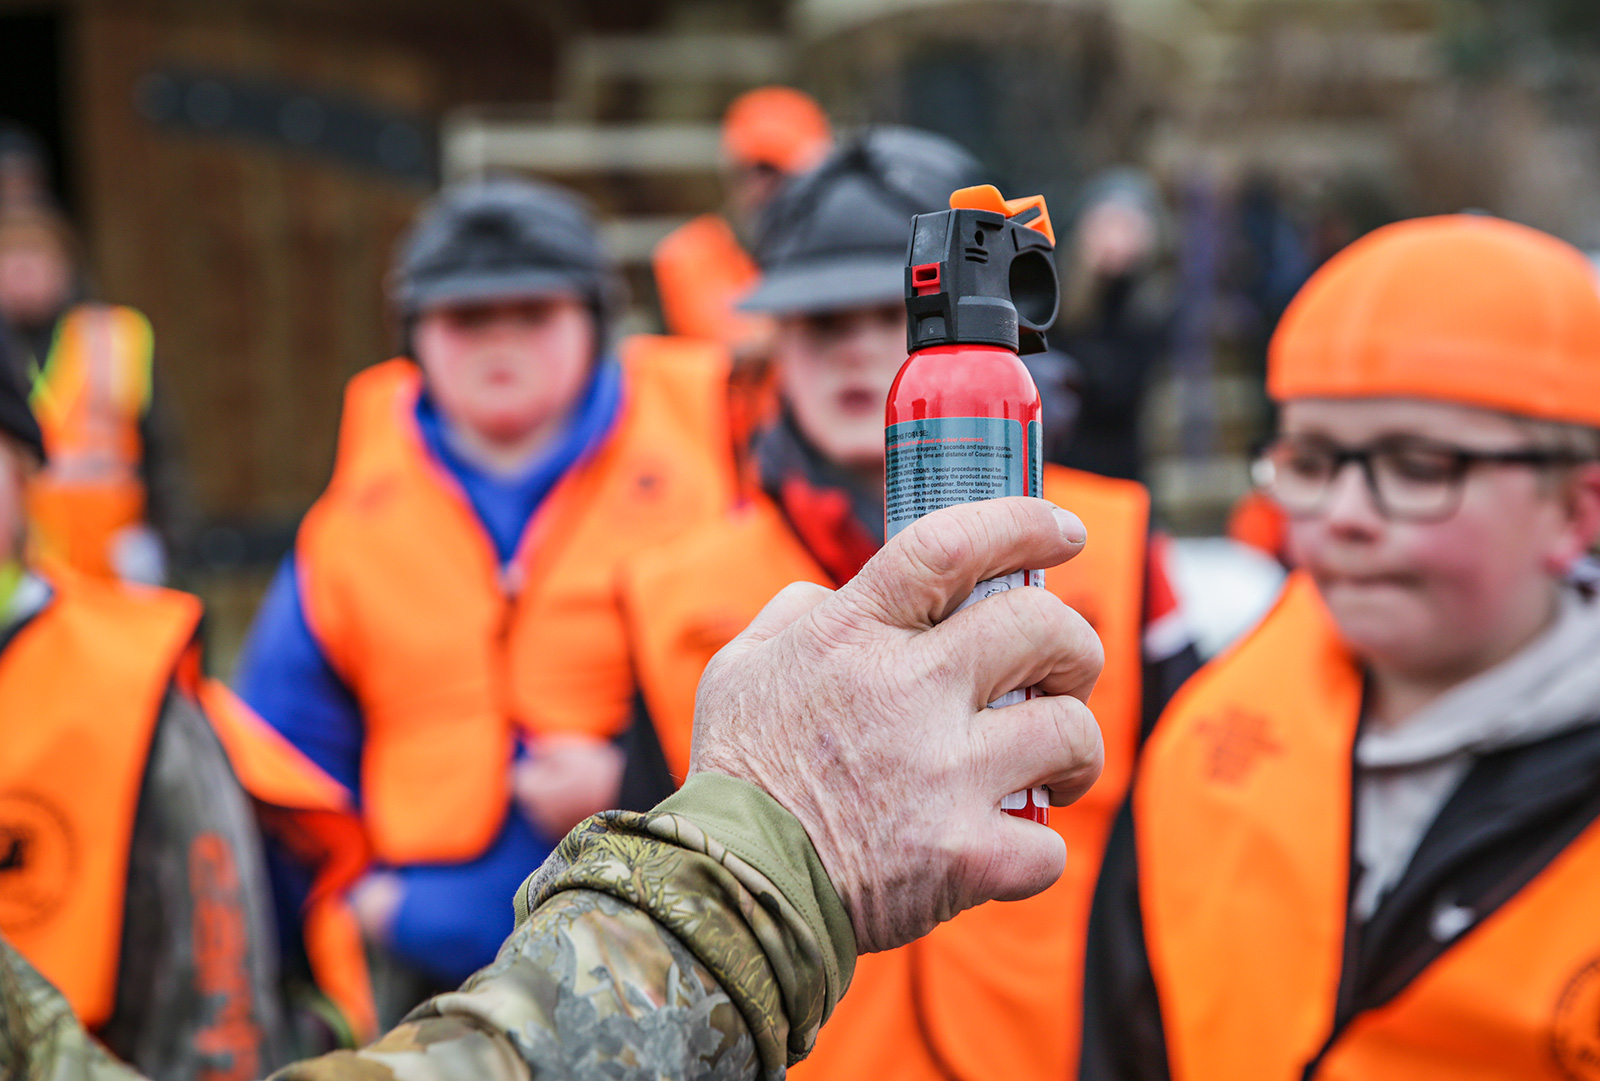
[656,773,857,1014]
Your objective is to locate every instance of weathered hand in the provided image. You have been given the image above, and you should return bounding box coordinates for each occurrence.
[690,496,1104,954]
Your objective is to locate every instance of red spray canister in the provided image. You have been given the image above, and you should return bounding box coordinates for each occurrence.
[884,184,1060,824]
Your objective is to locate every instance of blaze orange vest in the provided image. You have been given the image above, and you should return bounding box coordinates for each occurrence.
[0,575,198,1027]
[0,574,378,1043]
[652,213,771,353]
[296,337,734,866]
[624,465,1150,1081]
[201,683,378,1043]
[26,304,152,580]
[1227,489,1290,565]
[1135,572,1600,1081]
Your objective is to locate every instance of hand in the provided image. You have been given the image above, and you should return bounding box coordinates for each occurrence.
[349,870,404,945]
[690,496,1104,953]
[513,734,626,840]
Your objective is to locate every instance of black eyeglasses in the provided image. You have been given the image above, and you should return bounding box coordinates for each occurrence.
[1253,436,1590,522]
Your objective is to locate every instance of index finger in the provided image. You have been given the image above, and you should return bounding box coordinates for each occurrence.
[842,497,1087,630]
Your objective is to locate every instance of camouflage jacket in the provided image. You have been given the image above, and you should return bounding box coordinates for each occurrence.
[1,774,856,1081]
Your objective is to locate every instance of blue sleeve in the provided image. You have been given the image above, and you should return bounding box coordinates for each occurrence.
[234,554,365,793]
[388,811,557,985]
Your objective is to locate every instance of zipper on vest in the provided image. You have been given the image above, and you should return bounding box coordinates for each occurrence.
[1299,729,1365,1081]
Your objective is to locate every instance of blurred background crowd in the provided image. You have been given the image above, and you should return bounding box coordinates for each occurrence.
[8,0,1600,667]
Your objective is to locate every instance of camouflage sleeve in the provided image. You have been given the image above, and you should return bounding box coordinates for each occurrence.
[272,774,856,1081]
[0,934,145,1081]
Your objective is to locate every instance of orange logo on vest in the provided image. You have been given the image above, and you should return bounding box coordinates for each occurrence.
[1553,958,1600,1080]
[191,832,261,1081]
[1195,708,1284,785]
[0,791,76,932]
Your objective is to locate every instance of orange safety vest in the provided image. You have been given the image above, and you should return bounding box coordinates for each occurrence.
[26,304,152,580]
[296,337,734,867]
[201,683,378,1043]
[624,464,1150,1081]
[1227,489,1290,565]
[0,573,378,1042]
[0,574,196,1028]
[1134,572,1600,1081]
[653,213,772,353]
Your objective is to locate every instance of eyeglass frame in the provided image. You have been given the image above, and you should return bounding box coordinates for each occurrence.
[1251,435,1593,523]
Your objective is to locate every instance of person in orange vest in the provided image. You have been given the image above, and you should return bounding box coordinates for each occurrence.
[654,87,833,471]
[653,86,832,357]
[1226,486,1292,564]
[233,177,735,1017]
[0,321,365,1078]
[0,195,190,584]
[1080,215,1600,1081]
[619,127,1201,1081]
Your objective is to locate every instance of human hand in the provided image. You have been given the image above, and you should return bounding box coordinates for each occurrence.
[1077,197,1155,279]
[689,496,1104,953]
[513,734,626,840]
[349,870,405,945]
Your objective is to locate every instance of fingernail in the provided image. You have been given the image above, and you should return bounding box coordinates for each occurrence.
[1053,507,1087,544]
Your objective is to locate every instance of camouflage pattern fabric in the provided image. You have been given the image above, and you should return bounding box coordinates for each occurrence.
[0,934,144,1081]
[2,785,842,1081]
[276,798,837,1081]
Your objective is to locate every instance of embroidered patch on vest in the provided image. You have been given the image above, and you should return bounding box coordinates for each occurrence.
[0,791,76,931]
[1552,958,1600,1080]
[1195,708,1285,786]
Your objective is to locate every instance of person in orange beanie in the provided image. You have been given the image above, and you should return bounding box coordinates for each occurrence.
[1081,214,1600,1080]
[653,88,832,469]
[653,87,831,357]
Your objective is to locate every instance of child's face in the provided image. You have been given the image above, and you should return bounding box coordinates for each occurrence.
[774,303,906,474]
[1281,397,1600,683]
[414,294,594,446]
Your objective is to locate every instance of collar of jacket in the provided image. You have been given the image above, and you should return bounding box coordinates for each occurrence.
[754,410,883,587]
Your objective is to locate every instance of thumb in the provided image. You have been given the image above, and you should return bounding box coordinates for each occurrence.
[846,498,1086,630]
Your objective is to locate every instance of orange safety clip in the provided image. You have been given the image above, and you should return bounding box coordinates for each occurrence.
[948,184,1055,247]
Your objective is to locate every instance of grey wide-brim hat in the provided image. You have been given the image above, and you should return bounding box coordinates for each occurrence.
[391,177,622,321]
[740,253,906,315]
[740,126,987,317]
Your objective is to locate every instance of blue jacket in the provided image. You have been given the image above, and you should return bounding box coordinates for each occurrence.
[236,361,622,984]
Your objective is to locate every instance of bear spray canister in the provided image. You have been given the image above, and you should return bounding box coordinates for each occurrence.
[884,184,1060,824]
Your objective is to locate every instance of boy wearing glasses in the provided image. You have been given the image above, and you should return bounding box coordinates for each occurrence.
[1081,215,1600,1081]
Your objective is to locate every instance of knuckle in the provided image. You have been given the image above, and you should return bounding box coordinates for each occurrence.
[1058,606,1105,670]
[776,580,831,607]
[904,509,975,581]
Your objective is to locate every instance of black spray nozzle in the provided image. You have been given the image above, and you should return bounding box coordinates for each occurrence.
[904,186,1058,355]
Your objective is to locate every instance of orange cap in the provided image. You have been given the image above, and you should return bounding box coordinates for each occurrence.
[1269,214,1600,427]
[721,86,832,175]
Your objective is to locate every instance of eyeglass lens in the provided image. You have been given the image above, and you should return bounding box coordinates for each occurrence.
[1264,440,1467,520]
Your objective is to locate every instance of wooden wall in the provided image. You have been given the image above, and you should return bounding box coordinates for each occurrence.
[73,6,416,521]
[50,0,668,523]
